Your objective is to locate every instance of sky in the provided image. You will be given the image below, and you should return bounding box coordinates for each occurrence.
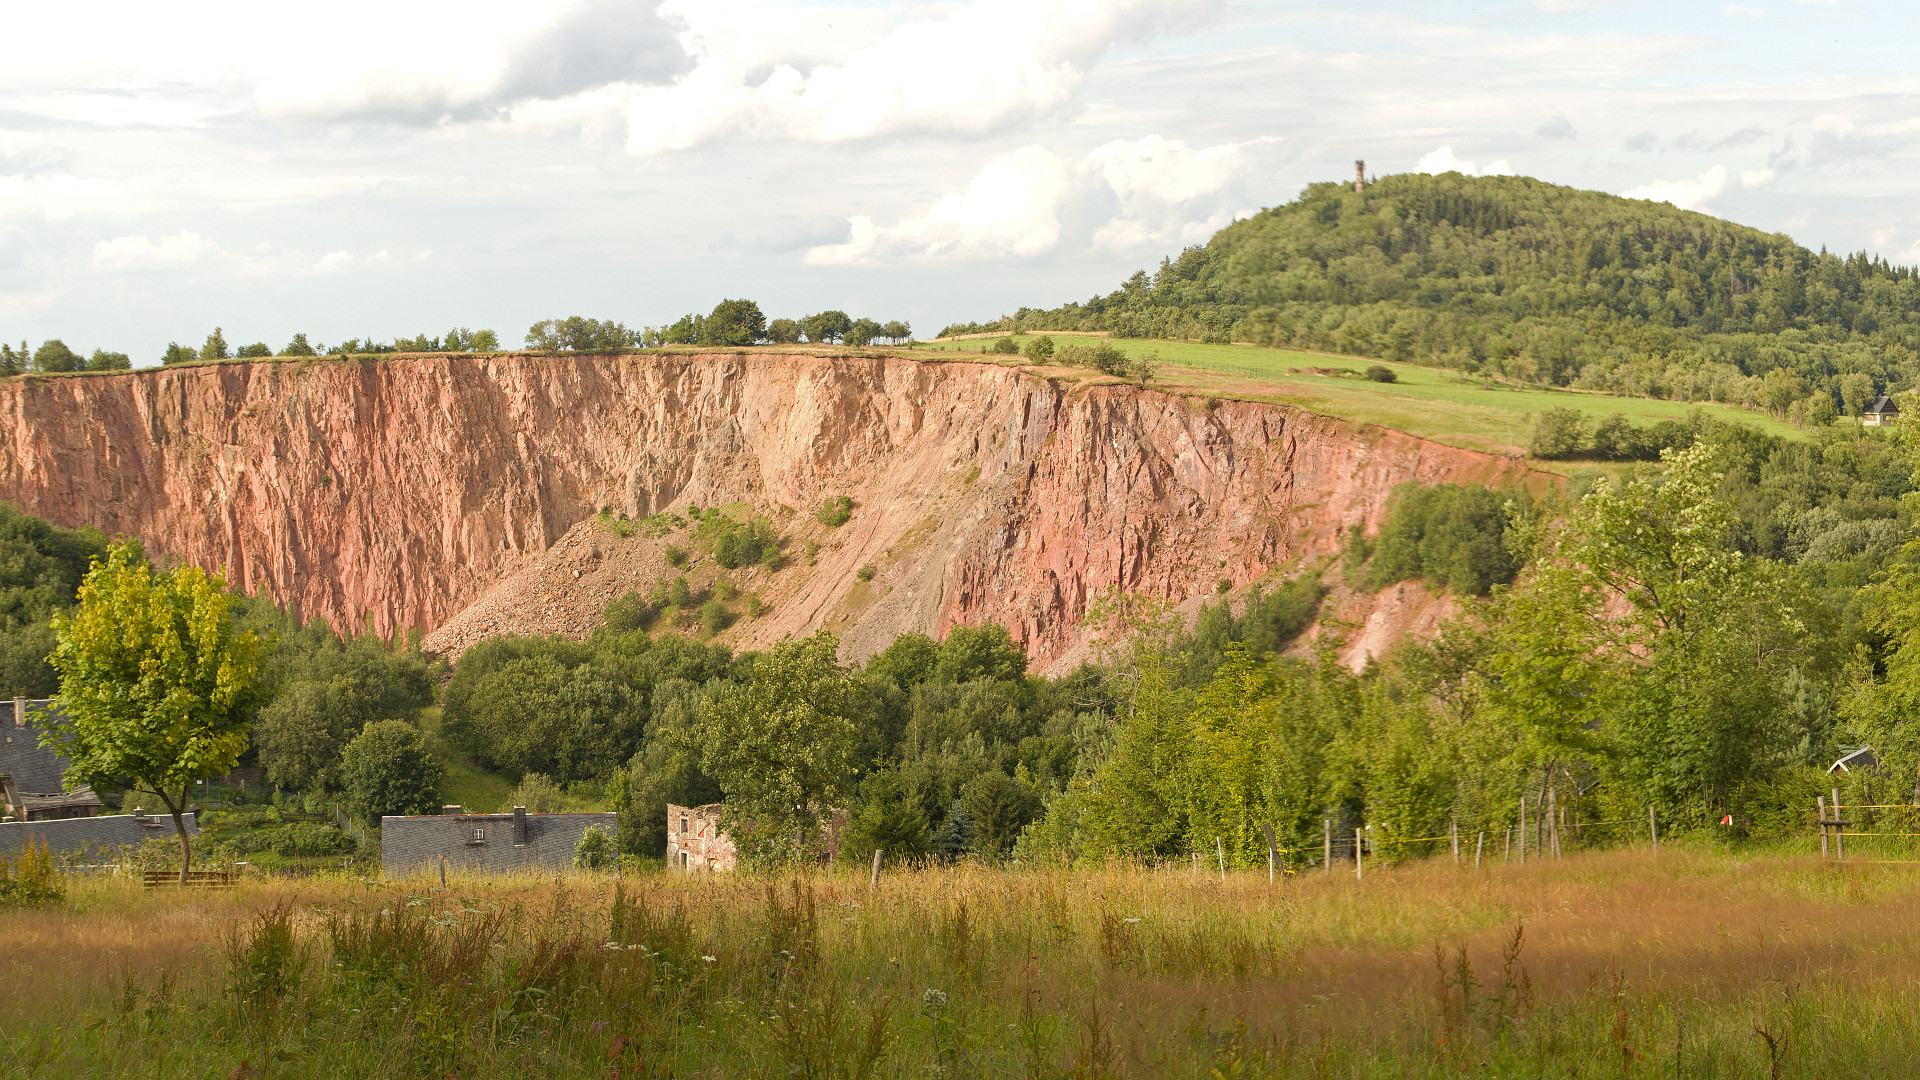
[5,0,1920,363]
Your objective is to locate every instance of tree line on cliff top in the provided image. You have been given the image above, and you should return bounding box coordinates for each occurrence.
[15,402,1920,874]
[3,300,914,376]
[943,170,1920,421]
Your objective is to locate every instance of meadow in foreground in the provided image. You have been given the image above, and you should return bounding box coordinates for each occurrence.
[4,847,1919,1079]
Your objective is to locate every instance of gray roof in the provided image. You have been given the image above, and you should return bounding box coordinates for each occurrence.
[0,812,196,856]
[0,700,73,793]
[1866,396,1899,415]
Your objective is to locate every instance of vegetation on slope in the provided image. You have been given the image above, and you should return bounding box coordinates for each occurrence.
[944,171,1920,417]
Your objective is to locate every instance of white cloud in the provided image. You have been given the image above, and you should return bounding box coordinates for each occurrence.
[806,147,1073,265]
[807,133,1273,265]
[314,251,353,273]
[1621,164,1729,210]
[1724,4,1766,18]
[627,0,1220,153]
[1414,146,1515,177]
[1741,166,1776,186]
[91,230,219,271]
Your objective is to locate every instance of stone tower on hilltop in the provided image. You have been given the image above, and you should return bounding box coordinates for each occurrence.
[1354,160,1368,192]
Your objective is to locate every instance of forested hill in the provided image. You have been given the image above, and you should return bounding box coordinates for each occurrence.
[945,172,1920,404]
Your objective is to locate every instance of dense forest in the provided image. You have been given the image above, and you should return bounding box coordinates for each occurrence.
[9,404,1920,865]
[942,172,1920,416]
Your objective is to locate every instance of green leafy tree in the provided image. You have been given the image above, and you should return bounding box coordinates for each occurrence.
[702,299,767,346]
[31,340,82,373]
[1839,372,1876,417]
[236,342,272,358]
[47,544,266,882]
[1022,336,1055,363]
[802,311,852,344]
[87,349,132,371]
[958,770,1041,857]
[1529,407,1588,458]
[881,320,911,343]
[839,769,930,862]
[0,341,26,377]
[200,328,230,362]
[160,342,196,365]
[574,823,616,869]
[338,720,442,826]
[279,333,317,357]
[767,318,802,344]
[844,317,883,347]
[693,631,858,865]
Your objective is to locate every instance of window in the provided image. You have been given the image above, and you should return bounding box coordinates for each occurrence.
[471,827,487,843]
[680,816,689,834]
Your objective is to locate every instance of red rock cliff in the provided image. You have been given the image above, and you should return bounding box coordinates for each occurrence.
[0,352,1532,664]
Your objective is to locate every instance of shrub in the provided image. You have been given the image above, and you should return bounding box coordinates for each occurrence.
[1088,343,1129,375]
[1022,336,1055,363]
[713,578,738,601]
[266,823,355,857]
[699,513,781,569]
[1368,482,1527,596]
[574,824,616,869]
[815,495,853,527]
[603,590,653,633]
[668,576,692,608]
[698,599,728,637]
[509,772,566,813]
[337,721,442,825]
[988,337,1018,355]
[0,838,63,909]
[856,563,876,582]
[746,593,764,618]
[1364,364,1397,383]
[664,545,688,568]
[1529,407,1588,459]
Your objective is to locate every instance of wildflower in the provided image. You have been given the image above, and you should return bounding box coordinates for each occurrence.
[701,955,717,963]
[922,989,948,1008]
[1124,917,1141,924]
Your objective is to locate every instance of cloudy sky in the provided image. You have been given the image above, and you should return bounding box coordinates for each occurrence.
[4,0,1917,362]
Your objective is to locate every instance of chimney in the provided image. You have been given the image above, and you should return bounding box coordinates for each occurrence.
[1354,160,1367,192]
[442,804,464,816]
[12,697,23,727]
[512,805,529,845]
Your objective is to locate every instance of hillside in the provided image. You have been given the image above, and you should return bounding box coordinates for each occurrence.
[947,172,1920,408]
[0,351,1534,668]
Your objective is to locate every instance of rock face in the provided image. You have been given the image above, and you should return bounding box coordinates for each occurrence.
[0,352,1534,665]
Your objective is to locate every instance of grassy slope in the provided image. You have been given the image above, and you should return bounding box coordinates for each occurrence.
[418,705,609,814]
[906,335,1809,459]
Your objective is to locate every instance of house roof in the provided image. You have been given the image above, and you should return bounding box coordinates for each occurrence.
[1829,746,1879,774]
[0,700,71,794]
[1865,396,1900,415]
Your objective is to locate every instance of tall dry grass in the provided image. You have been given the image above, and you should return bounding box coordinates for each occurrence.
[5,849,1920,1077]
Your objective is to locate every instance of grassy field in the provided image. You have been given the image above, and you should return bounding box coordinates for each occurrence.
[907,335,1808,458]
[7,847,1920,1078]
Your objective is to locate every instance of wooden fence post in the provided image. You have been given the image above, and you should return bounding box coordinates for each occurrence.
[1324,818,1332,875]
[1355,828,1364,882]
[1216,836,1227,883]
[1833,788,1845,862]
[871,848,883,889]
[1649,806,1659,851]
[1263,822,1276,884]
[1519,798,1527,866]
[1474,831,1484,870]
[1818,796,1828,858]
[1548,787,1559,860]
[1451,819,1459,866]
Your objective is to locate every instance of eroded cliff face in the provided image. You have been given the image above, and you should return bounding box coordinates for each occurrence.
[0,352,1534,666]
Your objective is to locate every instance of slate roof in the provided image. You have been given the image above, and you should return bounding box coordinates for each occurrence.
[0,700,72,794]
[0,812,196,856]
[1865,396,1900,416]
[1829,746,1880,774]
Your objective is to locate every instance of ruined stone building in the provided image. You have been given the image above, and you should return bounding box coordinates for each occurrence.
[381,805,616,878]
[664,803,850,872]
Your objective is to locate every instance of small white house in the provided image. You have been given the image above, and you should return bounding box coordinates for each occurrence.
[1863,397,1900,427]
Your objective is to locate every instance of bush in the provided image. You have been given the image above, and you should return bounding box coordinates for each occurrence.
[1368,483,1526,596]
[668,576,692,608]
[664,545,687,568]
[574,824,616,869]
[1022,336,1055,363]
[603,589,653,633]
[1529,407,1589,459]
[0,839,63,909]
[1088,343,1129,375]
[698,599,728,637]
[1364,364,1397,383]
[988,337,1019,355]
[337,721,442,826]
[815,495,853,527]
[264,823,355,857]
[510,772,566,813]
[856,563,876,582]
[703,515,780,569]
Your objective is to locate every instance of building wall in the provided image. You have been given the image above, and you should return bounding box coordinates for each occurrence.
[666,803,736,871]
[0,812,197,856]
[380,811,616,878]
